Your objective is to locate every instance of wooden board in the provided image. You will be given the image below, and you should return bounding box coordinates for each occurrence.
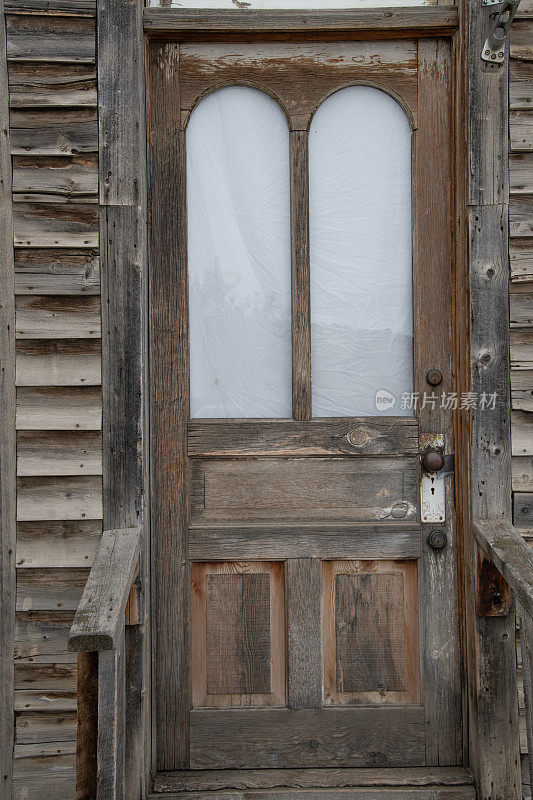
[13,202,98,248]
[14,610,75,664]
[189,522,421,561]
[188,419,419,458]
[16,386,101,429]
[179,41,418,131]
[17,475,102,521]
[190,707,426,769]
[9,107,97,156]
[16,339,101,386]
[16,519,101,568]
[192,562,285,709]
[5,13,95,62]
[13,154,98,201]
[191,458,418,524]
[323,560,419,706]
[152,767,476,793]
[0,1,17,796]
[15,295,100,339]
[8,62,96,108]
[17,430,102,476]
[14,248,99,295]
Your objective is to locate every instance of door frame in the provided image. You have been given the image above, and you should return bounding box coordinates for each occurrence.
[91,1,520,798]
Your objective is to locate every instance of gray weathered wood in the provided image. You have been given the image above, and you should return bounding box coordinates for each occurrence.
[519,603,533,800]
[190,708,425,770]
[68,526,140,651]
[143,7,459,37]
[98,0,149,796]
[5,14,95,62]
[473,518,533,619]
[97,626,125,800]
[286,559,322,709]
[148,40,189,770]
[290,131,311,420]
[0,1,16,798]
[189,521,421,561]
[467,0,522,785]
[14,249,100,296]
[147,791,475,800]
[188,419,419,458]
[152,767,475,793]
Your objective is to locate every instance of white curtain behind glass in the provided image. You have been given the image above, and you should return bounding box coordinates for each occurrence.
[187,86,292,418]
[309,86,413,417]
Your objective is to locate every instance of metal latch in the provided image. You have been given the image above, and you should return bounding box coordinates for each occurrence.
[481,0,521,64]
[420,434,454,524]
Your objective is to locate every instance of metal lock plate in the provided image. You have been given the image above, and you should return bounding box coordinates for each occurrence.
[420,433,445,524]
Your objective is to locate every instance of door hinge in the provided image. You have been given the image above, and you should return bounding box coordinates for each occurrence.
[481,0,521,64]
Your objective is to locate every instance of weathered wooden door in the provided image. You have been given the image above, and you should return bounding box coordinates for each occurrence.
[149,34,463,776]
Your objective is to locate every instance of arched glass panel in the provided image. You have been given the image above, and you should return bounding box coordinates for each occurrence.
[187,86,291,418]
[309,86,413,417]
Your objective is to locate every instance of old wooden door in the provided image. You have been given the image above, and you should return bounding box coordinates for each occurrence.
[149,33,463,777]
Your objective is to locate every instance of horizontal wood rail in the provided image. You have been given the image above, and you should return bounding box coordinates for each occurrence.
[143,7,459,40]
[473,518,533,619]
[68,526,142,800]
[473,518,533,796]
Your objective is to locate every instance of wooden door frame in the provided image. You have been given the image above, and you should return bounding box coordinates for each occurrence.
[91,1,520,798]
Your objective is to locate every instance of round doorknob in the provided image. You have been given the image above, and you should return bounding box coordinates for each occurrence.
[422,450,445,472]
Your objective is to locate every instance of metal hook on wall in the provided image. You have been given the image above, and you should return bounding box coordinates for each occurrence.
[481,0,521,64]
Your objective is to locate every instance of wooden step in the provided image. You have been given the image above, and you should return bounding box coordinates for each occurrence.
[151,767,476,798]
[148,789,476,800]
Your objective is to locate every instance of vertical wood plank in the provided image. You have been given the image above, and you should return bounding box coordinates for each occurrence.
[290,131,311,421]
[467,0,522,789]
[0,3,16,800]
[415,39,462,766]
[98,0,149,794]
[97,628,125,800]
[147,41,190,770]
[286,559,322,709]
[519,604,533,799]
[76,651,98,800]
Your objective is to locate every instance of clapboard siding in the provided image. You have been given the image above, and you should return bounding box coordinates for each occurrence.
[5,9,101,795]
[511,17,533,797]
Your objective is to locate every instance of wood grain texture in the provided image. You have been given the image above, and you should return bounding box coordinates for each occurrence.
[0,1,16,797]
[191,458,418,524]
[13,201,98,247]
[179,41,418,132]
[17,430,101,476]
[152,767,476,793]
[189,522,421,561]
[9,107,97,156]
[16,386,101,429]
[468,0,522,786]
[144,7,458,39]
[8,62,96,108]
[188,419,419,458]
[16,519,101,568]
[16,567,87,611]
[190,707,426,769]
[148,39,189,770]
[68,526,140,652]
[206,573,271,695]
[415,39,462,766]
[16,296,100,338]
[290,131,311,419]
[146,790,475,800]
[14,610,75,664]
[17,475,102,521]
[13,154,98,201]
[473,519,533,619]
[286,559,321,709]
[5,13,95,62]
[323,560,419,707]
[519,604,533,800]
[76,650,97,800]
[191,562,285,709]
[97,628,125,800]
[14,249,100,295]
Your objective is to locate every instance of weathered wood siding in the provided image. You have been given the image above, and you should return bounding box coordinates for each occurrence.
[1,0,533,796]
[511,8,533,798]
[5,4,100,798]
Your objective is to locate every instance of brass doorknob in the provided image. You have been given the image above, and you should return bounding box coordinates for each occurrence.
[422,450,445,472]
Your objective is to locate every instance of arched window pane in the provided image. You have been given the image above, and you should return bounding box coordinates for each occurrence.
[188,86,292,418]
[309,86,413,417]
